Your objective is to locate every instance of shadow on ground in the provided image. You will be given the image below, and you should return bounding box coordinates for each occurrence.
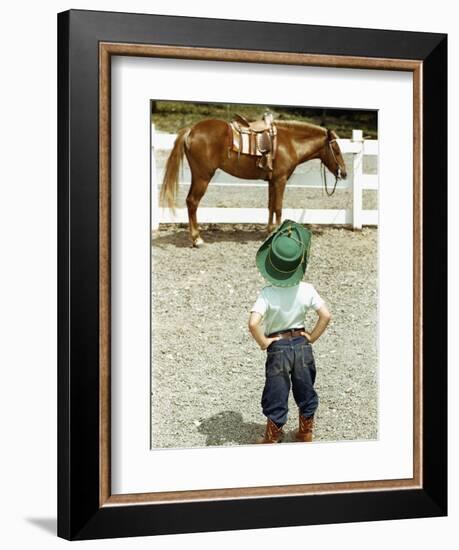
[197,410,297,446]
[152,225,268,249]
[198,411,265,446]
[152,224,333,249]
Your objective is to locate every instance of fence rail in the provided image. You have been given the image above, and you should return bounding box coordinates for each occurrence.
[151,127,378,230]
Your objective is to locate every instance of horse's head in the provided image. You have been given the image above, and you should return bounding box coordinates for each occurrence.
[321,129,347,180]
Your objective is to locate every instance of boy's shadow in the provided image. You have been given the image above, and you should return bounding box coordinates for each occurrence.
[197,411,263,446]
[197,410,295,446]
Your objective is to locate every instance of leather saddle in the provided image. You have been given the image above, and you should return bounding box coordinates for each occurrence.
[229,113,278,177]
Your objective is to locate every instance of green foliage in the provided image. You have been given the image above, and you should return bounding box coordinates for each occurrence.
[151,100,377,139]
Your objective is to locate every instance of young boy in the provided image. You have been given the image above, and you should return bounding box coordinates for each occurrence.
[248,220,331,444]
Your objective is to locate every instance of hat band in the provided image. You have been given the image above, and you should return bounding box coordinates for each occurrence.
[268,247,306,273]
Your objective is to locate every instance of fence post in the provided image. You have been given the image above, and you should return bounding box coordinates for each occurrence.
[151,123,160,230]
[351,129,364,230]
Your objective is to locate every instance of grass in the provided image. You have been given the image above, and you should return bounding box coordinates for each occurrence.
[151,100,378,139]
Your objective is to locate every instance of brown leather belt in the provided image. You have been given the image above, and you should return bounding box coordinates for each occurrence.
[268,327,305,339]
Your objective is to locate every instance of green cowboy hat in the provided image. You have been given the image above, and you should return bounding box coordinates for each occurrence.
[256,220,312,287]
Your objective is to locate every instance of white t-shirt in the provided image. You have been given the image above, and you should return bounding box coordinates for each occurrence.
[251,282,324,336]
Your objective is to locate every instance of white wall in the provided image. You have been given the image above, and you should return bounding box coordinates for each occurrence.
[0,1,456,548]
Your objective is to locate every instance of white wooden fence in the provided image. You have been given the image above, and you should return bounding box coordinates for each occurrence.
[151,126,378,230]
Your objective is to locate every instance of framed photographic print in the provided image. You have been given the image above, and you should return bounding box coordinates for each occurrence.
[58,9,447,540]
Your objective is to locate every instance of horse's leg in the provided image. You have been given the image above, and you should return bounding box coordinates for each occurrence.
[186,173,212,247]
[272,176,288,228]
[267,181,275,233]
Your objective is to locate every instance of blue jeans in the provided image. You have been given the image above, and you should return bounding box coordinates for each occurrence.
[261,335,318,428]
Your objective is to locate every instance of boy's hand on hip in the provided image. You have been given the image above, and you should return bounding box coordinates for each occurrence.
[261,336,281,350]
[300,331,313,343]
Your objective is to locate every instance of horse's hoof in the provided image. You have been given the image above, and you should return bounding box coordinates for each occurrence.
[192,237,204,248]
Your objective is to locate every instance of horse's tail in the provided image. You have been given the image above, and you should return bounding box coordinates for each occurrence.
[159,127,189,211]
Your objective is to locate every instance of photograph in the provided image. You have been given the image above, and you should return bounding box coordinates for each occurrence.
[150,100,379,449]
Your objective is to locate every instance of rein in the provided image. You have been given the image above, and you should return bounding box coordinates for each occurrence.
[321,137,340,197]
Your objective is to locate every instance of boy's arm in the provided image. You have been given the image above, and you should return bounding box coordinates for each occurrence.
[301,304,331,344]
[248,312,280,350]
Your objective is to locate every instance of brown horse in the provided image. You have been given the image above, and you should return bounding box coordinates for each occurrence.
[160,119,347,247]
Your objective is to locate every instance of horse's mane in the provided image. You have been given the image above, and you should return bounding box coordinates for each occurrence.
[275,120,326,135]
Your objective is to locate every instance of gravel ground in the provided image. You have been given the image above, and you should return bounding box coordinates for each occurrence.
[151,224,378,448]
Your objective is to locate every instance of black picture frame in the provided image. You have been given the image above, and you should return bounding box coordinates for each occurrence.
[57,9,447,540]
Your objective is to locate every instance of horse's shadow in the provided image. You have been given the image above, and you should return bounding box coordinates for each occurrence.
[152,224,327,249]
[152,225,267,249]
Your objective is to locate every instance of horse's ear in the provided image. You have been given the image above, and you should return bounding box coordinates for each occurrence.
[327,128,337,140]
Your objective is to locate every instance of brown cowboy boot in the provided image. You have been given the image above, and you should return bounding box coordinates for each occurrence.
[257,418,284,444]
[295,413,314,442]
